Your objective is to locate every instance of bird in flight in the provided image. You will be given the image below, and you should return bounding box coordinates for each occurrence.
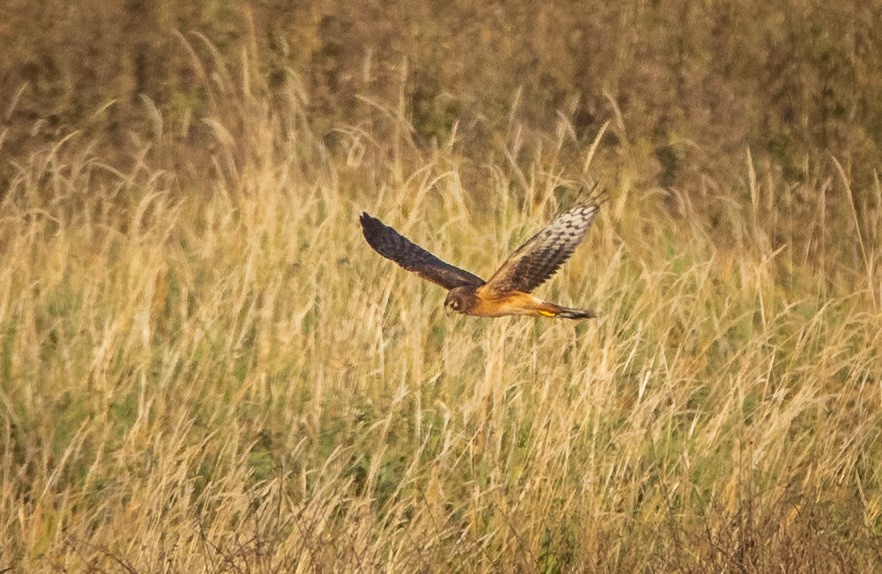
[359,191,605,319]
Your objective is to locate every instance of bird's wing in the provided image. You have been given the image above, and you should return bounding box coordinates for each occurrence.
[360,212,485,290]
[481,193,604,294]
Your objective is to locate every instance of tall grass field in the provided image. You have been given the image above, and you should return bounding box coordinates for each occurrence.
[2,56,882,572]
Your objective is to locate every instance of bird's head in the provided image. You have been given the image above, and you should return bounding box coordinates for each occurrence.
[444,286,475,315]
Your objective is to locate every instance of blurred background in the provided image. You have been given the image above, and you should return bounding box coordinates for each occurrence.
[2,4,881,570]
[3,0,881,197]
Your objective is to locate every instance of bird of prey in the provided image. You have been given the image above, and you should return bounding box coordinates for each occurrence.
[359,192,605,319]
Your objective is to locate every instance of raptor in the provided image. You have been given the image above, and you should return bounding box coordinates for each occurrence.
[359,192,605,319]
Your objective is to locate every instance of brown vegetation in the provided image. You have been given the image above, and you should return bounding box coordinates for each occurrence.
[4,2,882,187]
[1,2,881,572]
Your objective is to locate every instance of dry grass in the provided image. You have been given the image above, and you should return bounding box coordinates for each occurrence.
[1,62,882,573]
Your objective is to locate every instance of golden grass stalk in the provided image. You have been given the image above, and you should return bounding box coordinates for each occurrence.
[1,58,880,573]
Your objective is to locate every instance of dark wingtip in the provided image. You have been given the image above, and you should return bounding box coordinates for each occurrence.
[359,211,393,255]
[576,182,610,209]
[359,211,382,237]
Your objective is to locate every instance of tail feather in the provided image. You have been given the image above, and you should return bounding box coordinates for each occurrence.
[555,306,596,320]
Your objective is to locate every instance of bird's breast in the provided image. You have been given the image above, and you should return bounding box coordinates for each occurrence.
[462,290,548,317]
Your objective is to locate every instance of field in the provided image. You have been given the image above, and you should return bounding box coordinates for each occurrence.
[2,12,882,572]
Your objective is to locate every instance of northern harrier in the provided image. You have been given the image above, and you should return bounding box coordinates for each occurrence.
[359,192,605,319]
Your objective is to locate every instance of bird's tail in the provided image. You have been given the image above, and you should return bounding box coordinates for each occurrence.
[555,306,596,320]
